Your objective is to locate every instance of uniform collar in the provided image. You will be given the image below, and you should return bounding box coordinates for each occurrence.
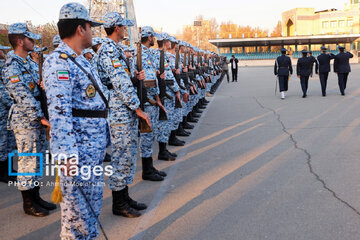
[57,41,80,58]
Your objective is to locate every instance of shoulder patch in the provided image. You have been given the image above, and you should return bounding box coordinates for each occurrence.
[86,84,96,98]
[10,75,20,83]
[59,53,68,60]
[147,60,152,65]
[112,60,121,68]
[57,70,70,81]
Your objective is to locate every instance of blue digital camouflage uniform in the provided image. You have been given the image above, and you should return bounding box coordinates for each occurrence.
[135,43,159,157]
[53,34,61,47]
[96,35,140,191]
[44,3,108,239]
[0,53,15,163]
[3,43,45,191]
[44,41,109,240]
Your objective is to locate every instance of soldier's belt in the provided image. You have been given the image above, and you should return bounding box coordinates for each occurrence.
[165,80,174,86]
[143,79,157,88]
[72,108,108,118]
[107,84,114,90]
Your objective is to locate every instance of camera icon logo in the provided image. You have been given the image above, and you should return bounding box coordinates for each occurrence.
[8,151,43,176]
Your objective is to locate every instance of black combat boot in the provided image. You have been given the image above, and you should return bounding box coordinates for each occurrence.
[191,109,201,118]
[21,190,49,217]
[187,113,198,123]
[158,142,176,161]
[112,189,141,217]
[123,186,147,211]
[182,116,194,129]
[0,161,17,183]
[203,98,210,104]
[31,186,57,210]
[142,157,165,181]
[168,131,185,146]
[176,124,190,137]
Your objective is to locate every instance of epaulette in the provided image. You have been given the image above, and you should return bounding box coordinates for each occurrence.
[59,53,69,60]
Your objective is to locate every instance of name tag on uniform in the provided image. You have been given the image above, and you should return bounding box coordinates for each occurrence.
[10,75,20,83]
[57,71,70,81]
[147,60,152,65]
[165,63,169,68]
[112,60,121,68]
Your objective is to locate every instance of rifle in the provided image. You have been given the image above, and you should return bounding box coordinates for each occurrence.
[158,49,169,120]
[136,28,152,133]
[38,45,50,141]
[175,46,186,91]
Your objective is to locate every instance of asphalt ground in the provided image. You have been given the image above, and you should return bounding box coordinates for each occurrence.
[2,65,360,240]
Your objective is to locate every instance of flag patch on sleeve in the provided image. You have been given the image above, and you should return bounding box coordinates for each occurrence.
[10,75,20,83]
[112,60,121,68]
[57,71,70,81]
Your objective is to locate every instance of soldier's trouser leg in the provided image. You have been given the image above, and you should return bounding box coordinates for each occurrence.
[141,105,158,158]
[60,149,106,239]
[300,76,309,95]
[0,118,8,162]
[278,76,287,92]
[109,119,138,191]
[157,99,172,143]
[338,73,345,94]
[319,73,328,95]
[343,73,349,90]
[14,128,42,191]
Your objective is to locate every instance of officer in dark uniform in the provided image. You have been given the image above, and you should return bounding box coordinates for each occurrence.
[334,46,353,96]
[296,50,318,98]
[274,48,292,99]
[316,47,335,96]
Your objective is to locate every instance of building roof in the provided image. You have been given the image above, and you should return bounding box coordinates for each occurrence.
[209,34,360,48]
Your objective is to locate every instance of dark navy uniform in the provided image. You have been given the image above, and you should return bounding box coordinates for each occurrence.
[296,54,317,97]
[316,52,335,96]
[334,49,353,95]
[274,54,293,92]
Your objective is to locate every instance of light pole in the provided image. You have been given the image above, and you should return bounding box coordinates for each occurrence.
[194,20,202,48]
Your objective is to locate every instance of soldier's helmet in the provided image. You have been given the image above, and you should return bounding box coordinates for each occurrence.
[59,2,102,27]
[103,12,134,28]
[8,23,42,40]
[141,26,160,38]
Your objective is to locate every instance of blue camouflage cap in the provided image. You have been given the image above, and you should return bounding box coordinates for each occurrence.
[53,34,61,46]
[0,45,11,50]
[169,36,178,43]
[92,37,103,46]
[59,2,102,27]
[103,12,134,28]
[178,40,186,47]
[157,32,170,41]
[8,23,42,40]
[30,46,47,53]
[82,48,94,55]
[141,26,161,38]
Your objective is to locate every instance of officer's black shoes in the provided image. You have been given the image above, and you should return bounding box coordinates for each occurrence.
[341,92,345,96]
[32,186,57,210]
[0,161,17,183]
[21,190,49,217]
[158,151,176,161]
[169,131,185,146]
[112,190,141,218]
[322,94,326,97]
[142,157,164,181]
[103,153,111,162]
[124,186,147,211]
[302,94,307,98]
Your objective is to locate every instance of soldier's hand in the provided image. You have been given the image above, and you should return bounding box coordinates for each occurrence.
[160,72,165,79]
[176,92,182,107]
[182,92,189,103]
[40,118,50,128]
[136,70,145,80]
[297,75,300,78]
[183,66,188,73]
[176,68,181,74]
[136,108,151,128]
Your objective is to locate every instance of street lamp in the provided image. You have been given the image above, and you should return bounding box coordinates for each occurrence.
[194,20,202,47]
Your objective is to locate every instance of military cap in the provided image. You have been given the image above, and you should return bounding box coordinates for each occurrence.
[8,23,42,40]
[141,26,160,38]
[0,45,11,50]
[321,46,327,51]
[59,2,102,27]
[92,37,103,47]
[280,47,287,52]
[179,40,186,47]
[103,12,134,28]
[169,36,178,43]
[301,49,308,54]
[338,45,345,50]
[53,34,61,46]
[30,46,47,53]
[157,32,170,41]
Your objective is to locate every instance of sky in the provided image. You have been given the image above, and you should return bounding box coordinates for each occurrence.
[0,0,347,34]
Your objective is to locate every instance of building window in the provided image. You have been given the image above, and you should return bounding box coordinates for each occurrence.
[322,21,329,28]
[348,19,353,27]
[330,21,337,28]
[339,20,345,28]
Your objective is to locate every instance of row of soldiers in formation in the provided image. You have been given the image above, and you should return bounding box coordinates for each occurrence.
[0,2,225,240]
[274,46,354,99]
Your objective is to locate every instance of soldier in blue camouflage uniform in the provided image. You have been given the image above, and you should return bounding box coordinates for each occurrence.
[96,12,150,218]
[52,34,61,49]
[0,44,17,183]
[136,26,167,181]
[3,23,56,217]
[43,3,109,239]
[153,33,181,161]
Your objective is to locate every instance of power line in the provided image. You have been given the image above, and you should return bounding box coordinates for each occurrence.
[20,0,49,22]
